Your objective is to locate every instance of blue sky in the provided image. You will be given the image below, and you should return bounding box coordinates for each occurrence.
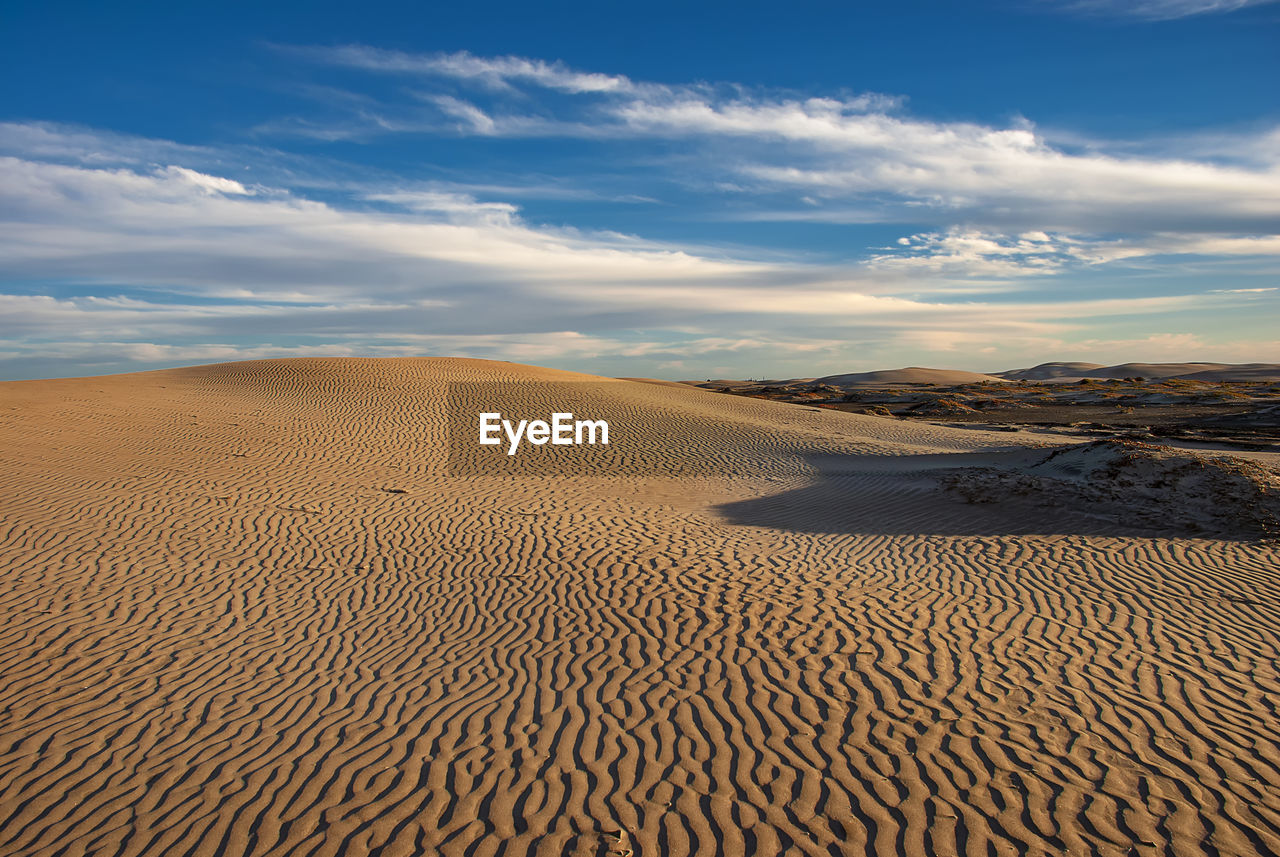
[1,0,1277,380]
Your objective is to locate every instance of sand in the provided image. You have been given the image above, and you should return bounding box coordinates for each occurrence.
[1000,362,1280,383]
[2,357,1279,857]
[998,362,1108,380]
[815,367,1011,386]
[1177,364,1280,382]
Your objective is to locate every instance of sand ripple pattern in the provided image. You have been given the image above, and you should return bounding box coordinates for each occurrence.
[1,358,1278,856]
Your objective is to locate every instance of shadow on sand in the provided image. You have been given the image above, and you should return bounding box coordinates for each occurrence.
[712,450,1186,539]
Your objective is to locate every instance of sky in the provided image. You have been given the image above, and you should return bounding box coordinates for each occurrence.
[0,0,1277,380]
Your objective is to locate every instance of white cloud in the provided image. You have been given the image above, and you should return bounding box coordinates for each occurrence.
[1209,286,1278,293]
[427,95,500,135]
[0,121,218,166]
[160,166,255,196]
[1,128,1268,321]
[732,130,1280,233]
[1046,0,1279,19]
[870,229,1280,279]
[0,153,769,303]
[869,231,1092,278]
[284,48,1280,238]
[289,45,636,94]
[3,96,1278,378]
[0,140,1229,368]
[0,269,1204,352]
[1065,332,1280,361]
[363,190,519,223]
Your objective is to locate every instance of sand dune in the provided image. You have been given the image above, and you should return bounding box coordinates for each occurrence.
[1089,362,1235,379]
[815,367,1010,386]
[999,361,1280,382]
[1176,363,1280,382]
[695,361,1280,391]
[998,361,1107,380]
[2,357,1280,857]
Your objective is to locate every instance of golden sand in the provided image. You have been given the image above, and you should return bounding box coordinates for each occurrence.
[1,358,1277,856]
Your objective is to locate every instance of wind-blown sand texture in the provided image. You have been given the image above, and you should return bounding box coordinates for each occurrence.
[2,357,1279,857]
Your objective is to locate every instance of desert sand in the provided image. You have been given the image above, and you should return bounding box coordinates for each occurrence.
[815,368,1011,386]
[998,362,1280,383]
[2,357,1279,856]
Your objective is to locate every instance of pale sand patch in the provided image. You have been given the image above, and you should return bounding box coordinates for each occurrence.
[1,357,1278,856]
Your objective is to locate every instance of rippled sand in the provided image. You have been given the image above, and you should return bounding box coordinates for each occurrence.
[1,358,1277,856]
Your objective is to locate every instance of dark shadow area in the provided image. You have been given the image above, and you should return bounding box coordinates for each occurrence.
[712,450,1239,539]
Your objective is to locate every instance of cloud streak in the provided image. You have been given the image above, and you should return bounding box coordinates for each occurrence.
[1045,0,1280,20]
[292,45,637,94]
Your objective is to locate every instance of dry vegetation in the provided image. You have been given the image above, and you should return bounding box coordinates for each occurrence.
[696,377,1280,451]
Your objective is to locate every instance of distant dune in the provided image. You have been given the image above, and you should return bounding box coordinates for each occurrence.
[998,361,1106,380]
[998,361,1280,382]
[1083,361,1235,379]
[617,377,697,390]
[1175,363,1280,382]
[815,366,1010,386]
[695,361,1280,390]
[2,357,1279,857]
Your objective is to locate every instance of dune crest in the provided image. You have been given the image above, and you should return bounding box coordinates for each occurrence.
[815,366,1010,386]
[999,361,1280,382]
